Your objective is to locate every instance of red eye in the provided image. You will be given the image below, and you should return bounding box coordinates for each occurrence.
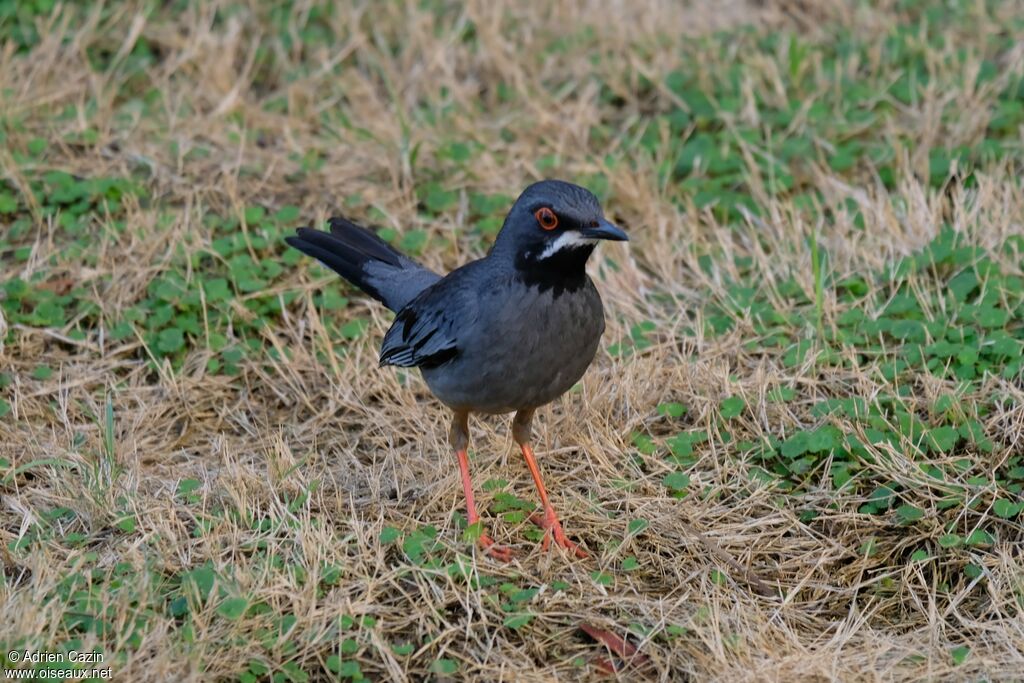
[534,207,558,230]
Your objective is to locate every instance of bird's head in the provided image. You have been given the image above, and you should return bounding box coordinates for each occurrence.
[491,180,628,281]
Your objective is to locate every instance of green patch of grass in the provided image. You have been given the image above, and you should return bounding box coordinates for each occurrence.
[610,6,1024,223]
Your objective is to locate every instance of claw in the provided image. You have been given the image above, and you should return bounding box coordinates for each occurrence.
[530,511,588,558]
[479,534,514,562]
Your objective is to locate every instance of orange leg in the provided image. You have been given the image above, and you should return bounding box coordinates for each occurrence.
[519,443,588,558]
[512,409,587,558]
[455,449,513,561]
[450,411,512,561]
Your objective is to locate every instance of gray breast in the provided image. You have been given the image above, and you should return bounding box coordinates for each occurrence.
[421,277,605,414]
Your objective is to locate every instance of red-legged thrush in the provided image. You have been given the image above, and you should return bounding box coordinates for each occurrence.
[286,180,628,559]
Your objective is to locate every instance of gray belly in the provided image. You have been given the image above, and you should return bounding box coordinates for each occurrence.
[421,279,605,414]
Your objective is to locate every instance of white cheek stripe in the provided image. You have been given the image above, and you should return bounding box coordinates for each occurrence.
[538,232,598,259]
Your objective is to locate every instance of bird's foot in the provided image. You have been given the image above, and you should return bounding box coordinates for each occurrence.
[479,534,514,562]
[530,511,588,558]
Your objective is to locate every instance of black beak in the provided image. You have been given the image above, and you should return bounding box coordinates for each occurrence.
[580,218,629,241]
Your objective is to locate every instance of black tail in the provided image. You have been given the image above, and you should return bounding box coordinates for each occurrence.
[286,217,441,311]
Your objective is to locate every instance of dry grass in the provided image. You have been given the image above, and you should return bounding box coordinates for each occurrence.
[2,1,1024,681]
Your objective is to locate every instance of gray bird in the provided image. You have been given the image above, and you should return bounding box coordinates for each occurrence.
[286,179,628,559]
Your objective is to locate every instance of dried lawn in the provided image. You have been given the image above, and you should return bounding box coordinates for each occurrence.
[1,1,1023,681]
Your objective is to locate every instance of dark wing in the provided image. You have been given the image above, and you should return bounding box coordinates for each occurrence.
[379,298,461,368]
[377,262,490,369]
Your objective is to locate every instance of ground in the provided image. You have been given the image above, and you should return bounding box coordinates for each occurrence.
[1,0,1023,681]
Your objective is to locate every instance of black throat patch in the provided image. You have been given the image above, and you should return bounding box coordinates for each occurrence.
[514,243,594,297]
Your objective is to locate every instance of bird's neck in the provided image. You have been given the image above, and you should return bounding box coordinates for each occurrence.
[511,245,594,295]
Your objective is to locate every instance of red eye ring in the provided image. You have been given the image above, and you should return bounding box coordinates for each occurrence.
[534,207,558,230]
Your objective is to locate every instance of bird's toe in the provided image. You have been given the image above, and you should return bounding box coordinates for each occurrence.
[480,535,515,562]
[530,511,588,558]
